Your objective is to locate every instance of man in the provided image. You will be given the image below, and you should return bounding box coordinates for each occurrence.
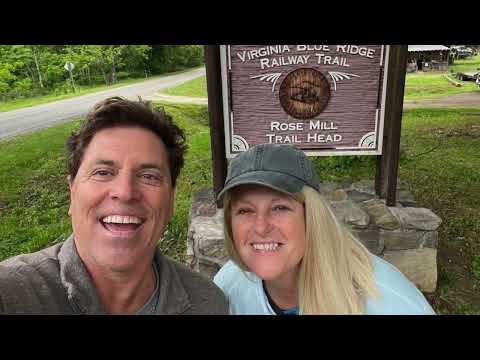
[0,97,228,315]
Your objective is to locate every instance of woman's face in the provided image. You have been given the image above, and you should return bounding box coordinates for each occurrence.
[230,185,306,284]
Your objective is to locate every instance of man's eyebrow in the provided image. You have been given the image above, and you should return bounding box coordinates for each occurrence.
[138,163,166,171]
[94,159,116,166]
[92,160,167,172]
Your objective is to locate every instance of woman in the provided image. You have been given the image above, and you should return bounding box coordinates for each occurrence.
[213,144,435,315]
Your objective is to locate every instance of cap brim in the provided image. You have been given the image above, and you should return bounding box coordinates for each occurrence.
[216,170,305,202]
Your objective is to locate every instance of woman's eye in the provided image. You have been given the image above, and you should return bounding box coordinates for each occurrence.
[272,205,290,212]
[237,208,252,215]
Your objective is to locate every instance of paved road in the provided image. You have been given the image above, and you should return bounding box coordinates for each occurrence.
[0,67,205,141]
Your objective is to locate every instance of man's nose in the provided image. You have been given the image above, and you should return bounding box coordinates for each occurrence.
[110,173,140,202]
[253,213,273,236]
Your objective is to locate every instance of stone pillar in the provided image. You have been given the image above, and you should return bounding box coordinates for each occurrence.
[186,180,442,292]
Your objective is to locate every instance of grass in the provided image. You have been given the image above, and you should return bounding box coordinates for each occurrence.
[399,108,480,314]
[0,67,203,113]
[449,54,480,74]
[404,54,480,100]
[1,101,479,314]
[162,75,207,98]
[153,103,212,262]
[0,78,147,113]
[0,121,78,259]
[405,72,480,100]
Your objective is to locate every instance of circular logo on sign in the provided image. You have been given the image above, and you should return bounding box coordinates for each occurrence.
[279,68,331,120]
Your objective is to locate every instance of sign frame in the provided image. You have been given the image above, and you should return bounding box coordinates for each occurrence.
[220,45,391,158]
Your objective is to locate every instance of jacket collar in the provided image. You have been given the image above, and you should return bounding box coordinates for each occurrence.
[58,235,191,315]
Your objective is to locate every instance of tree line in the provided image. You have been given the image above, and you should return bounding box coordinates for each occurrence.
[0,45,204,101]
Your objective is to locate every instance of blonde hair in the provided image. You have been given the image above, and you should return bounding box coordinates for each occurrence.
[222,186,378,315]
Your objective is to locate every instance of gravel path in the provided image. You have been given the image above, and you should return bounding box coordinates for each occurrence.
[404,91,480,109]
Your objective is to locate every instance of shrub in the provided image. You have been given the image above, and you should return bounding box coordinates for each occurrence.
[115,71,130,80]
[52,80,75,95]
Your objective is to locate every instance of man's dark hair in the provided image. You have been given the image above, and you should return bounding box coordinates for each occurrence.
[66,96,187,187]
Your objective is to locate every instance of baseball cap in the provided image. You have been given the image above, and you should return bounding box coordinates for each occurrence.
[217,144,320,201]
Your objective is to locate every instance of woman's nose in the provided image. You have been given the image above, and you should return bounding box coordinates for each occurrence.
[253,213,273,236]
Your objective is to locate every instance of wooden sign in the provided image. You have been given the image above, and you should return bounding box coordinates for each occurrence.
[220,45,390,158]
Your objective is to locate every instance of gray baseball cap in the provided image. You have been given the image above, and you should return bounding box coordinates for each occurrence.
[217,144,320,201]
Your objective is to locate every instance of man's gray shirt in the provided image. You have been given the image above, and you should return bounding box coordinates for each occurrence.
[0,235,228,315]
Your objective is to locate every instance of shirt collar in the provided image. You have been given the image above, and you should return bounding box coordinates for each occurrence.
[58,234,191,315]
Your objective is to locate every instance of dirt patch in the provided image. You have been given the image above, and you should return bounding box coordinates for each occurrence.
[434,125,480,138]
[404,92,480,109]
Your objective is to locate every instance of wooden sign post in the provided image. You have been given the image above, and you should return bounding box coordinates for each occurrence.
[205,45,408,207]
[375,45,408,206]
[205,46,228,207]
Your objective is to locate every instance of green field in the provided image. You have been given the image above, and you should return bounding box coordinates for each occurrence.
[405,54,480,100]
[405,72,480,100]
[163,76,207,98]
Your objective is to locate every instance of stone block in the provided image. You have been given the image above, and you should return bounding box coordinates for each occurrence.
[346,190,376,203]
[360,199,401,230]
[329,200,370,229]
[319,182,342,195]
[198,260,221,280]
[189,188,217,220]
[350,229,384,255]
[381,230,423,250]
[421,231,438,249]
[390,207,442,231]
[350,180,376,195]
[383,248,437,293]
[188,209,228,269]
[337,179,353,190]
[324,189,348,201]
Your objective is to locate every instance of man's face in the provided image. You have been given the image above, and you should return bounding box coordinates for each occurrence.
[68,126,174,273]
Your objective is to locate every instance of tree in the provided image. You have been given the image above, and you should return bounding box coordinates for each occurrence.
[28,46,44,88]
[0,44,201,101]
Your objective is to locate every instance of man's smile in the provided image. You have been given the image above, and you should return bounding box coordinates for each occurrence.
[99,214,146,235]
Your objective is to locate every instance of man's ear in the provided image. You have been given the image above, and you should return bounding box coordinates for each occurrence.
[67,175,72,190]
[170,188,176,218]
[67,175,73,216]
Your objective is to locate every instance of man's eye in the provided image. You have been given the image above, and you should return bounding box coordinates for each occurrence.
[92,169,113,179]
[142,174,158,180]
[139,173,162,185]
